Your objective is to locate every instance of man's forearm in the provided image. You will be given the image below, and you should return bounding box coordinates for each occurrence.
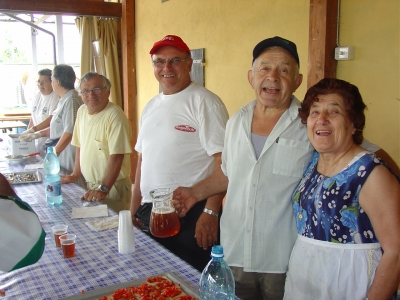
[101,154,125,189]
[34,115,52,132]
[193,172,228,203]
[61,147,82,184]
[55,132,72,154]
[193,152,228,203]
[27,118,33,129]
[204,192,225,214]
[130,154,142,214]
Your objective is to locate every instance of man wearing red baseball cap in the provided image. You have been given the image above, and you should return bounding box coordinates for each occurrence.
[131,35,229,272]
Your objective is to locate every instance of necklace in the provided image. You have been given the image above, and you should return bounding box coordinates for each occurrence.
[324,159,340,177]
[320,147,353,177]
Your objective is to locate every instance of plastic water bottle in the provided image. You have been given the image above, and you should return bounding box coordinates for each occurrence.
[199,245,235,299]
[43,146,62,206]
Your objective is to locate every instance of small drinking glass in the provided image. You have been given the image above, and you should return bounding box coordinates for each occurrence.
[51,224,68,247]
[59,234,76,258]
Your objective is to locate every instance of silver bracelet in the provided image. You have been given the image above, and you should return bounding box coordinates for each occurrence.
[203,208,218,217]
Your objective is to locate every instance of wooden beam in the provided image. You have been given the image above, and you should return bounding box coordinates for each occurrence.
[121,0,138,182]
[0,0,121,17]
[307,0,338,88]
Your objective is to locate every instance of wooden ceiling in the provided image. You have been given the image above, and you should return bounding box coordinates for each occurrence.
[0,0,121,17]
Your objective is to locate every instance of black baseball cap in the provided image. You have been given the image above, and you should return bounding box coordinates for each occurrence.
[252,36,299,66]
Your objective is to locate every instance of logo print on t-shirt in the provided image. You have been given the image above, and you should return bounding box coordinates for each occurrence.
[174,125,196,132]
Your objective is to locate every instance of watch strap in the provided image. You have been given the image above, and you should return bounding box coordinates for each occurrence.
[203,207,218,217]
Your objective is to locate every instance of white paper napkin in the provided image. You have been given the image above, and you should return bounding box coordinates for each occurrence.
[71,204,109,219]
[85,215,119,231]
[24,163,44,170]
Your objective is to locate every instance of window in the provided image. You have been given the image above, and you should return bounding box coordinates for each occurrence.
[0,13,81,108]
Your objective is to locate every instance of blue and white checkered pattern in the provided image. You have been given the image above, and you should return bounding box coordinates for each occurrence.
[0,152,201,299]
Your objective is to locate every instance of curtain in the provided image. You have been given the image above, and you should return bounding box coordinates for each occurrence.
[75,17,122,107]
[75,17,97,76]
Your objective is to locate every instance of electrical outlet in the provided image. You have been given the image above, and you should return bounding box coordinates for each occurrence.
[335,46,354,60]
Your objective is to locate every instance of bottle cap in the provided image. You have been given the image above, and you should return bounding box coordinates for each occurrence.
[211,245,224,258]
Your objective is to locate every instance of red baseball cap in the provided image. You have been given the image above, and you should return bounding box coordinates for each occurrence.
[149,35,191,55]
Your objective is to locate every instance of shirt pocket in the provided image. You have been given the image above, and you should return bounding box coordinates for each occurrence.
[94,139,109,159]
[273,138,310,178]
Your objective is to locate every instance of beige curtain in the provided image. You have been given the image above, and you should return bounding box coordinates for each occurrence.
[75,17,97,76]
[75,17,122,107]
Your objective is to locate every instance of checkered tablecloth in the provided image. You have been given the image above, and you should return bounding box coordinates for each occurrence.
[0,143,201,299]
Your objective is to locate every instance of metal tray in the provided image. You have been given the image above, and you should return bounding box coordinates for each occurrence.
[4,170,42,184]
[60,272,199,300]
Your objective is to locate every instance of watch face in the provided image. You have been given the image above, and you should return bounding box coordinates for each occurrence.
[100,185,109,193]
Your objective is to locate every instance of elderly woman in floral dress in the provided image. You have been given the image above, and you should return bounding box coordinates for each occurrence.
[284,78,400,300]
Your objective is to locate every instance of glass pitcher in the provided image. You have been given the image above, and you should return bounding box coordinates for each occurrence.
[149,188,180,238]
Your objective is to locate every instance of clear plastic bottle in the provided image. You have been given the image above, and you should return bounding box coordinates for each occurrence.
[199,245,235,300]
[43,146,62,206]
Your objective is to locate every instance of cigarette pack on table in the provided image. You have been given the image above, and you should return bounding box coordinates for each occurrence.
[6,134,36,156]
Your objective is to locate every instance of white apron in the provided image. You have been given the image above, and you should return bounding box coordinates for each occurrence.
[284,235,382,300]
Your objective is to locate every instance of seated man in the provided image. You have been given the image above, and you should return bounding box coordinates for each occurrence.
[0,173,46,272]
[61,72,132,213]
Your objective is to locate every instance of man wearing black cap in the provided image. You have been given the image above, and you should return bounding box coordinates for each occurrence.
[130,35,229,272]
[173,36,313,299]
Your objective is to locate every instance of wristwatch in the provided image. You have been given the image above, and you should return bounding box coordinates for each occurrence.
[203,208,218,217]
[96,185,110,194]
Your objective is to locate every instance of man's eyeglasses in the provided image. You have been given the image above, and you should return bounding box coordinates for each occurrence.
[36,80,50,85]
[80,87,106,95]
[152,57,190,68]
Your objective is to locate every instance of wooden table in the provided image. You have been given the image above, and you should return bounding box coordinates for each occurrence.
[0,121,27,133]
[0,108,31,122]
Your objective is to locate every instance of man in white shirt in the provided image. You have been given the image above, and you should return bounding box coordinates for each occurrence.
[174,36,309,299]
[130,35,229,272]
[24,69,59,157]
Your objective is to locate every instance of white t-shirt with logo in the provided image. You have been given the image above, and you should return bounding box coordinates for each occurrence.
[136,82,229,202]
[31,91,59,156]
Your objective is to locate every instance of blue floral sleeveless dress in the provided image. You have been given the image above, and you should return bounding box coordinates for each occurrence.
[284,151,398,300]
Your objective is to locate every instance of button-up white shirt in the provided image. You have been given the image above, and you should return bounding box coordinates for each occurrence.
[221,96,314,273]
